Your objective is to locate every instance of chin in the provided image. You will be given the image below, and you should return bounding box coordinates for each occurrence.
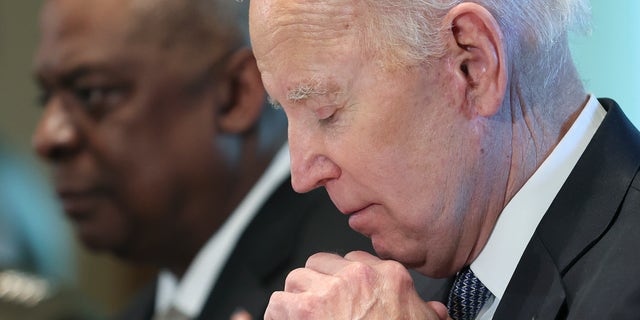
[373,239,427,268]
[74,225,120,255]
[77,232,109,252]
[372,240,409,263]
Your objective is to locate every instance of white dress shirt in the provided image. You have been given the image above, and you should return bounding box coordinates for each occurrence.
[154,144,291,318]
[471,95,606,319]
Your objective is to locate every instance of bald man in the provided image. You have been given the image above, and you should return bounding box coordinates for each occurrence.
[249,0,640,319]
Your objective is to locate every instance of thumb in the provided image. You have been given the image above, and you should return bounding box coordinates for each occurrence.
[426,301,452,320]
[230,309,253,320]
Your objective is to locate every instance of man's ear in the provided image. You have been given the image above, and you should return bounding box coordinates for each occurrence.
[216,47,266,134]
[442,3,507,117]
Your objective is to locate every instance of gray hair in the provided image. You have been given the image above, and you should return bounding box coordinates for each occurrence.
[362,0,591,89]
[364,0,590,61]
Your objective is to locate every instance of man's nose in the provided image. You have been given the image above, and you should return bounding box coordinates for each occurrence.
[288,124,340,193]
[32,99,81,162]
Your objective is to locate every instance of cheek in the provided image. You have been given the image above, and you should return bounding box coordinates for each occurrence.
[352,109,438,202]
[95,125,180,231]
[72,197,133,254]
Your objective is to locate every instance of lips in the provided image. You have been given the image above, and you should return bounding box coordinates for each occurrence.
[326,188,369,215]
[340,203,371,215]
[342,204,374,238]
[324,185,376,236]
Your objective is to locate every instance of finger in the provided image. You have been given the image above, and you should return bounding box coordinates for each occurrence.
[264,291,296,320]
[344,250,381,264]
[425,301,451,320]
[283,267,334,293]
[230,309,252,320]
[304,252,350,274]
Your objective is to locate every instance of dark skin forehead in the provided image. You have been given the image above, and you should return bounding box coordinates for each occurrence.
[35,0,228,85]
[127,0,236,54]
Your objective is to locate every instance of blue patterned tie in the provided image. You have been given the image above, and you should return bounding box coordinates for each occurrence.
[447,266,493,320]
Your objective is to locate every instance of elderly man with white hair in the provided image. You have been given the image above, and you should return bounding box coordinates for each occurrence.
[249,0,640,319]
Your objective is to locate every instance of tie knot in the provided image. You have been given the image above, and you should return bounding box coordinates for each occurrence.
[447,266,493,320]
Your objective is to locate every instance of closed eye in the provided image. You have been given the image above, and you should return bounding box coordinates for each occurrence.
[315,105,337,120]
[316,105,341,125]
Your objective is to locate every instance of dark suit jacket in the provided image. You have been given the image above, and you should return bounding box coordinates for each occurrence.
[494,99,640,319]
[116,177,374,320]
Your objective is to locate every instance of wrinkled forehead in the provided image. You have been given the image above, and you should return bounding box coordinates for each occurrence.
[250,0,361,30]
[250,0,363,68]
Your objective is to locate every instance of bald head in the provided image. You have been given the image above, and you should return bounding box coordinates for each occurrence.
[128,0,249,57]
[38,0,251,78]
[253,0,377,81]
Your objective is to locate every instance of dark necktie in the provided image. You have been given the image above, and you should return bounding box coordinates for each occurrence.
[447,266,493,320]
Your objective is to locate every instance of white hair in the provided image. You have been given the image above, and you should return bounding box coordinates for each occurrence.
[361,0,591,89]
[363,0,590,61]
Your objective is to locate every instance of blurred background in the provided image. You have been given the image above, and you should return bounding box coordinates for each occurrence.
[0,1,156,318]
[0,0,638,317]
[569,0,640,126]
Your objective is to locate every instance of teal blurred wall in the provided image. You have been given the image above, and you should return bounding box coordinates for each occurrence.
[570,0,640,125]
[0,2,154,315]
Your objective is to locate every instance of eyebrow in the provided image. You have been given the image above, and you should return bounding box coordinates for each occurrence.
[35,65,91,89]
[286,77,341,104]
[36,63,118,88]
[267,77,342,110]
[287,81,328,103]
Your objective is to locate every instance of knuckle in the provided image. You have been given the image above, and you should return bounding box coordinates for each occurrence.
[344,261,377,283]
[295,293,321,319]
[283,268,306,292]
[265,291,285,319]
[380,260,414,287]
[267,291,318,319]
[285,267,305,283]
[344,250,369,260]
[268,290,285,305]
[326,274,347,291]
[305,252,331,268]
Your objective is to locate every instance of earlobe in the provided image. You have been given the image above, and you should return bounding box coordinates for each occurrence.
[443,3,507,117]
[217,48,266,134]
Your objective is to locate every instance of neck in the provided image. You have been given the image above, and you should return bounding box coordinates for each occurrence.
[503,53,587,206]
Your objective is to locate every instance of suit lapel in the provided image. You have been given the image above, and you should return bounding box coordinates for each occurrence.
[495,99,640,319]
[198,177,325,320]
[494,235,566,319]
[535,100,640,274]
[197,262,273,320]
